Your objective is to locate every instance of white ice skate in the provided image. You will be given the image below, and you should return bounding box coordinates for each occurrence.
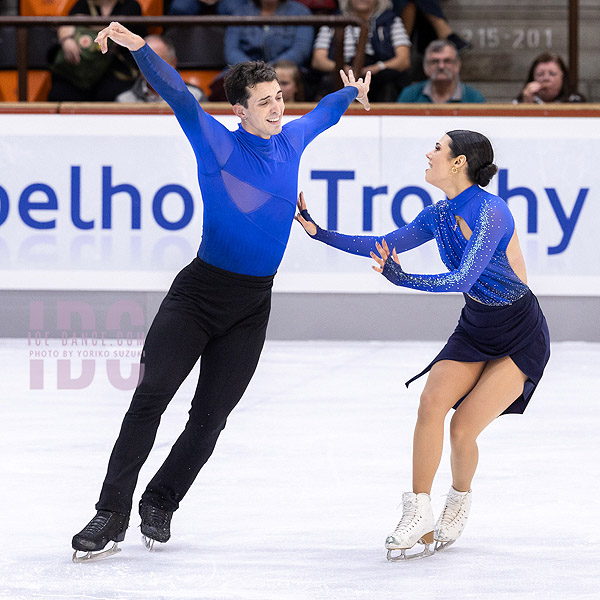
[385,492,435,561]
[434,487,472,552]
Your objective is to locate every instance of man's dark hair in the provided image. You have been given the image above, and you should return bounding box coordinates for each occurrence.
[446,130,498,187]
[224,62,279,107]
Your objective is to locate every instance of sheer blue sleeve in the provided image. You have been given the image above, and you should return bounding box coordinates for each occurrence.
[382,197,513,292]
[131,44,234,174]
[284,87,358,151]
[306,204,436,257]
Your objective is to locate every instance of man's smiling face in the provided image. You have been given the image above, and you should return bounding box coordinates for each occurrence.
[236,80,285,139]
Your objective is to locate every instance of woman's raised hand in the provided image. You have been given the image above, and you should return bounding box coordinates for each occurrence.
[370,238,400,273]
[294,192,318,236]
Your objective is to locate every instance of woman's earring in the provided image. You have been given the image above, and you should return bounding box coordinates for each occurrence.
[451,166,458,174]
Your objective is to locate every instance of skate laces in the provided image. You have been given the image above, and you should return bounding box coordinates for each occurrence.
[81,512,111,535]
[142,504,171,527]
[438,493,465,526]
[393,497,417,533]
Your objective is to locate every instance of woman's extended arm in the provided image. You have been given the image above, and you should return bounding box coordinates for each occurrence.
[295,192,435,257]
[372,197,513,292]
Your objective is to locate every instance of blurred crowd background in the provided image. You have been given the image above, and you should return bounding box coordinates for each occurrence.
[0,0,597,104]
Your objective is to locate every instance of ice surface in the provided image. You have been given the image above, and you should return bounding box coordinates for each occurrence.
[0,339,598,600]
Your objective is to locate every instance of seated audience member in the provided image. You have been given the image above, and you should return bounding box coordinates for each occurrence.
[48,0,145,102]
[224,0,314,66]
[392,0,470,53]
[116,35,206,103]
[169,0,220,15]
[295,0,338,14]
[169,0,247,14]
[311,0,411,102]
[514,52,585,104]
[273,59,305,101]
[397,39,484,103]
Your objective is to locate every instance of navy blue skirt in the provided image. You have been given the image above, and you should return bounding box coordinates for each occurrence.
[406,290,550,415]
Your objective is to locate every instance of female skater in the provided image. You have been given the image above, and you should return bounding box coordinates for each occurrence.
[295,130,550,560]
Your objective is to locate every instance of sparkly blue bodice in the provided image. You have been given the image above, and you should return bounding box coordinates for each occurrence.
[312,185,529,306]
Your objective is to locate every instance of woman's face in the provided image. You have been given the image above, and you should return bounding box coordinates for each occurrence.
[275,67,297,102]
[425,135,456,188]
[532,61,564,102]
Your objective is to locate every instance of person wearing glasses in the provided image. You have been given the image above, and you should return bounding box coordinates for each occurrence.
[397,39,484,103]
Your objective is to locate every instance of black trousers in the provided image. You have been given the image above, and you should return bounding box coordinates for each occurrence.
[96,258,273,515]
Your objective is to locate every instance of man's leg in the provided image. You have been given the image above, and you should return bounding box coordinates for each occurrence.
[96,305,208,516]
[141,300,271,512]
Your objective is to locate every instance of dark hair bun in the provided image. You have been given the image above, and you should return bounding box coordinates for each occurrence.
[475,163,498,187]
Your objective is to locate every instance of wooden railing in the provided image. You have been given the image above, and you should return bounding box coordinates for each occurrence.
[0,15,368,101]
[568,0,579,87]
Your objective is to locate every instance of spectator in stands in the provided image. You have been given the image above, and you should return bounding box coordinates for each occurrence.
[397,39,484,103]
[48,0,146,102]
[274,59,305,101]
[311,0,411,102]
[116,34,207,102]
[295,0,338,14]
[392,0,470,54]
[169,0,221,16]
[224,0,314,66]
[514,52,585,104]
[169,0,337,16]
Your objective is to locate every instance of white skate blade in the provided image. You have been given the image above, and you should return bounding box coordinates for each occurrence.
[142,535,156,551]
[386,538,434,562]
[434,539,456,553]
[72,542,121,563]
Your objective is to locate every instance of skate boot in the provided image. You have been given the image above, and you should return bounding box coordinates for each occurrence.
[385,492,435,561]
[139,500,173,551]
[434,486,472,552]
[72,510,129,563]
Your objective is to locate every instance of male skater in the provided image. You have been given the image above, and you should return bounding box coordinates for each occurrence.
[72,21,371,561]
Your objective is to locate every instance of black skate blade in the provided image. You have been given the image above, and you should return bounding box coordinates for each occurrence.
[72,542,121,563]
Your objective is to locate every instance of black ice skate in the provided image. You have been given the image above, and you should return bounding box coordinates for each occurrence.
[139,500,173,551]
[72,510,129,563]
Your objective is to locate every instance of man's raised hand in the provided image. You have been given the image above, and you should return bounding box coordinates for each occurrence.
[94,22,145,54]
[340,69,371,111]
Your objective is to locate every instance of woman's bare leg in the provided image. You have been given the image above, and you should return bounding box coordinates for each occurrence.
[412,360,485,494]
[449,356,528,492]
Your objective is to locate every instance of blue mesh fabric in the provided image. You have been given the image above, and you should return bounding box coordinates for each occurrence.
[132,44,358,276]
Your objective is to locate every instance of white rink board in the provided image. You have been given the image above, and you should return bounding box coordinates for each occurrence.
[0,112,597,295]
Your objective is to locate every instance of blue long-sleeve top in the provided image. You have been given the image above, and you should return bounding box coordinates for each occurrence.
[310,185,530,306]
[224,0,314,66]
[132,43,357,276]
